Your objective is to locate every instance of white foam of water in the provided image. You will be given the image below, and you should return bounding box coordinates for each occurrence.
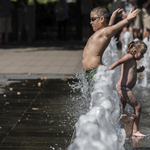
[121,31,133,57]
[136,37,150,87]
[68,38,126,150]
[103,37,120,86]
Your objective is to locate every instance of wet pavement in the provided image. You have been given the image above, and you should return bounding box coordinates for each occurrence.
[0,77,78,150]
[0,76,150,150]
[0,41,150,150]
[0,41,83,150]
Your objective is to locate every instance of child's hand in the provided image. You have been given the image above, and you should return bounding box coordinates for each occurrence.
[112,8,123,18]
[126,8,138,21]
[138,66,145,72]
[109,65,112,70]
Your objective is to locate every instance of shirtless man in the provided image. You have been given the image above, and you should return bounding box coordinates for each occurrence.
[82,6,138,70]
[82,6,138,137]
[109,40,147,137]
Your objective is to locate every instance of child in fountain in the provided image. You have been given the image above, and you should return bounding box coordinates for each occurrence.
[109,40,147,137]
[82,6,138,83]
[82,6,138,138]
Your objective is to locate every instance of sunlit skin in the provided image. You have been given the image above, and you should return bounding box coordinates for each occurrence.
[82,7,138,138]
[82,8,138,70]
[109,48,147,137]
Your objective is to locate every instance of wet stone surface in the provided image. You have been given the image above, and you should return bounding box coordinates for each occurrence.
[0,78,79,150]
[0,77,150,150]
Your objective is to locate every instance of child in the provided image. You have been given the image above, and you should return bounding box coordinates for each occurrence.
[82,6,138,83]
[109,40,147,137]
[82,6,138,138]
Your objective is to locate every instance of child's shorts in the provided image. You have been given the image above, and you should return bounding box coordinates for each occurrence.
[116,85,131,91]
[85,68,97,83]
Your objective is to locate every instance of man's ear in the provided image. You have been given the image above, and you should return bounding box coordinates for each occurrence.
[100,16,105,23]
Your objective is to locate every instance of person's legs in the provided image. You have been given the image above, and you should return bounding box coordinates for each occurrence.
[0,18,5,43]
[142,8,150,39]
[82,14,90,42]
[128,26,133,36]
[120,109,135,138]
[62,19,68,40]
[133,29,141,39]
[119,90,147,136]
[119,96,135,138]
[18,13,24,42]
[119,27,127,43]
[58,21,62,40]
[133,9,142,39]
[4,18,12,44]
[0,33,2,43]
[142,29,149,39]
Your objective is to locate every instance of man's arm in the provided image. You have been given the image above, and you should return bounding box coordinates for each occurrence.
[109,54,133,70]
[109,8,123,26]
[106,8,138,38]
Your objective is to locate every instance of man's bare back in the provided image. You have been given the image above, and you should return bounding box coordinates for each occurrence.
[82,28,111,70]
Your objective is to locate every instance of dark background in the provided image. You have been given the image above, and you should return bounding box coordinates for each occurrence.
[10,0,113,42]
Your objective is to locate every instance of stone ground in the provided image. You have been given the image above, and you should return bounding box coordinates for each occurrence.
[0,41,149,150]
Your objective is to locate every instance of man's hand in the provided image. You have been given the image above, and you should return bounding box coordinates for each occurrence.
[137,66,145,72]
[112,8,123,18]
[126,8,138,21]
[109,8,123,26]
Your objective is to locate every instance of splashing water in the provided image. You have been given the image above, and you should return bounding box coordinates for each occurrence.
[103,37,120,85]
[135,37,150,87]
[121,31,133,57]
[68,38,126,150]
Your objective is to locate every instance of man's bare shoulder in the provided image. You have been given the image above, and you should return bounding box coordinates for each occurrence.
[94,28,107,37]
[89,28,110,43]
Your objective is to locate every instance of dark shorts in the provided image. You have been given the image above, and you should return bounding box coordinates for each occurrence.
[85,68,97,83]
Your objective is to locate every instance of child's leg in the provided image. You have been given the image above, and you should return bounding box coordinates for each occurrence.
[121,97,127,109]
[120,109,135,138]
[119,90,147,136]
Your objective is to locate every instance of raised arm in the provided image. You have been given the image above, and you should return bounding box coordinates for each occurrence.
[109,54,133,70]
[106,8,138,38]
[109,8,123,26]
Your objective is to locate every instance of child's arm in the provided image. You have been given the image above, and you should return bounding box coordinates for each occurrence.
[109,54,133,70]
[137,66,145,73]
[105,8,138,38]
[109,8,123,26]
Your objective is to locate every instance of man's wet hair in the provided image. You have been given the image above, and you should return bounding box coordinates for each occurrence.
[91,6,111,24]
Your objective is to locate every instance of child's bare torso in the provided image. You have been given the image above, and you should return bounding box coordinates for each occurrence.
[117,57,137,89]
[82,29,111,70]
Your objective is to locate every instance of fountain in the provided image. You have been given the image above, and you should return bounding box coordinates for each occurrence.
[121,31,133,57]
[68,38,126,150]
[134,37,150,88]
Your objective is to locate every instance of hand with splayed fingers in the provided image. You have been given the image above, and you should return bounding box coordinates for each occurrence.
[112,8,124,18]
[127,8,138,21]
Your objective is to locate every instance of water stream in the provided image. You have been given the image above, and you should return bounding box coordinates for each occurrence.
[68,38,126,150]
[68,34,150,150]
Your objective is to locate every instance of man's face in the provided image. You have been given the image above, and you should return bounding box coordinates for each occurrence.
[90,12,102,32]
